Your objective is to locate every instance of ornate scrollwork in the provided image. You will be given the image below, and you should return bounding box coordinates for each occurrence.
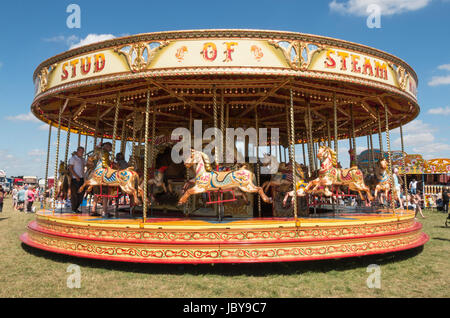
[268,40,324,71]
[115,41,169,72]
[38,63,57,93]
[395,65,410,90]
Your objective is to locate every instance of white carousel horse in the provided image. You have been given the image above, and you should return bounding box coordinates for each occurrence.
[178,149,272,205]
[374,158,397,205]
[78,149,143,206]
[304,146,374,201]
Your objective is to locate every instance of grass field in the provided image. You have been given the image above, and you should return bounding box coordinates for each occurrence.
[0,197,449,298]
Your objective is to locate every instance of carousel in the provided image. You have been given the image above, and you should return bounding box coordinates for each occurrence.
[21,29,428,264]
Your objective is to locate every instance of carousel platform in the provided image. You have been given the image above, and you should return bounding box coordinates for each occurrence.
[20,207,429,264]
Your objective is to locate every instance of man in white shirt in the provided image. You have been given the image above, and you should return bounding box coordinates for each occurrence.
[409,179,417,195]
[68,147,86,213]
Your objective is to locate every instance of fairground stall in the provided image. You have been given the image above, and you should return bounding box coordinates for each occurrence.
[21,29,428,264]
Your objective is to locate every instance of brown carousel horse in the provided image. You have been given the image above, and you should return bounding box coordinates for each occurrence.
[78,149,143,206]
[178,149,272,205]
[55,161,71,200]
[373,158,396,205]
[304,146,374,201]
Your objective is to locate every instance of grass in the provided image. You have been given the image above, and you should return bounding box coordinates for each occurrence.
[0,197,449,298]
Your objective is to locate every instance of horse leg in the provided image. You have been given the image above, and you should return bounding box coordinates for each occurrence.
[283,191,294,207]
[178,186,203,205]
[239,184,272,204]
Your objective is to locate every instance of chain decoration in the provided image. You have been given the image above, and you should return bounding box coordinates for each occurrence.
[350,105,357,167]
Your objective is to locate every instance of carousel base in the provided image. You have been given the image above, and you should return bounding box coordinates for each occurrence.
[20,207,429,264]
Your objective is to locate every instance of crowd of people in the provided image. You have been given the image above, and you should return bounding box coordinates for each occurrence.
[8,184,39,213]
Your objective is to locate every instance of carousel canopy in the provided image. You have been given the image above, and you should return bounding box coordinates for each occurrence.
[31,29,419,145]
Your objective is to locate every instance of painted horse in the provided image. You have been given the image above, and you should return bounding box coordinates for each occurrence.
[304,146,374,201]
[178,149,272,205]
[55,161,71,200]
[78,149,143,206]
[373,158,396,205]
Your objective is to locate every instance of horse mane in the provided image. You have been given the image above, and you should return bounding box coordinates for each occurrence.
[199,151,213,172]
[323,147,338,167]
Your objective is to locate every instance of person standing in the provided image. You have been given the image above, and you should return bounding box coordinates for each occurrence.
[413,190,425,219]
[443,187,449,218]
[26,186,36,213]
[12,186,18,210]
[0,185,5,212]
[17,186,26,212]
[68,146,86,213]
[393,168,404,209]
[409,178,418,195]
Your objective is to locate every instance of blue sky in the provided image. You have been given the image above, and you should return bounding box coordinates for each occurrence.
[0,0,449,178]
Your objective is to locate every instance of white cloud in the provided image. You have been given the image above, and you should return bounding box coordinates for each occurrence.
[329,0,431,16]
[438,64,450,71]
[69,34,116,49]
[38,124,49,131]
[5,112,40,123]
[428,106,450,116]
[428,75,450,86]
[27,149,46,157]
[43,34,116,50]
[391,120,450,158]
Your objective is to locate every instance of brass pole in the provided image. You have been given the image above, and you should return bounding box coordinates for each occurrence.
[289,89,298,221]
[400,123,408,197]
[379,99,395,213]
[143,89,151,222]
[333,93,338,162]
[111,93,121,160]
[53,99,68,213]
[44,123,52,210]
[130,110,137,167]
[255,107,261,217]
[64,118,71,165]
[93,106,100,149]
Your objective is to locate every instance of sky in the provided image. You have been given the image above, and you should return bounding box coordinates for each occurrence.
[0,0,449,178]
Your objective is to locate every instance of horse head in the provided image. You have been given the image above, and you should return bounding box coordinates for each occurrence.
[185,149,212,172]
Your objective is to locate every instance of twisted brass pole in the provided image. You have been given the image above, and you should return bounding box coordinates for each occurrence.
[44,123,52,210]
[255,107,261,217]
[290,89,298,221]
[333,93,338,162]
[93,106,100,149]
[64,118,71,165]
[53,100,66,213]
[400,123,408,197]
[111,93,121,160]
[380,101,395,213]
[130,110,137,167]
[143,89,151,222]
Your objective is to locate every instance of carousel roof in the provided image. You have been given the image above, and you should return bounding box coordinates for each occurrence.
[31,29,420,145]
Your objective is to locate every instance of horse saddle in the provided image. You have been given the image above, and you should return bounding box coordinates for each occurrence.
[341,167,358,179]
